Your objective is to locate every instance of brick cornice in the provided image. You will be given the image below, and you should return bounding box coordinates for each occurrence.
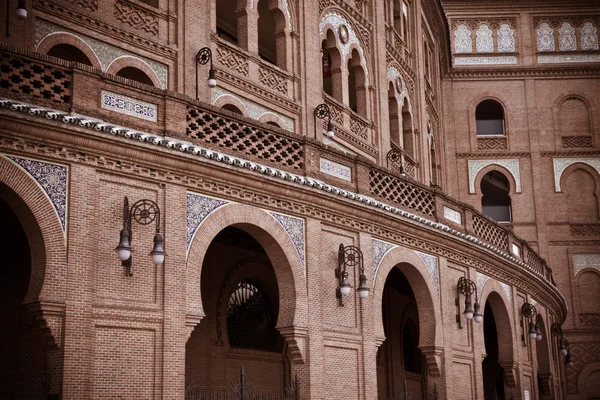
[456,152,531,159]
[0,102,568,321]
[447,66,600,80]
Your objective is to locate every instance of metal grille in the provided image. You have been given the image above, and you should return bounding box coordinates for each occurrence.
[227,281,277,351]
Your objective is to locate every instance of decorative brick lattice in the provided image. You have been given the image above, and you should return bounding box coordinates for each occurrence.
[477,137,508,150]
[258,66,288,95]
[567,342,600,393]
[562,136,592,148]
[323,96,344,124]
[0,53,71,107]
[571,224,600,236]
[350,115,368,141]
[114,1,159,36]
[216,45,249,76]
[473,214,508,249]
[405,157,416,178]
[186,107,304,170]
[369,170,435,216]
[526,248,546,276]
[579,313,600,328]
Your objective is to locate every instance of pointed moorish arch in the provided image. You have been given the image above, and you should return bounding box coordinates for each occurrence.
[373,246,443,376]
[0,155,67,347]
[185,203,308,361]
[479,280,518,387]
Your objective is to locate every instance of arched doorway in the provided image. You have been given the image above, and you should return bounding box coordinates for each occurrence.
[377,267,425,399]
[482,297,505,400]
[185,227,289,397]
[0,191,47,399]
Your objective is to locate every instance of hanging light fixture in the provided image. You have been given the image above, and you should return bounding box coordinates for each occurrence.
[456,277,480,328]
[535,324,543,341]
[314,103,335,139]
[114,197,167,276]
[16,0,27,19]
[195,47,216,100]
[336,244,368,305]
[521,302,539,343]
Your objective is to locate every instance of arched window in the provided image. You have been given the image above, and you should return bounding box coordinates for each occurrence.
[347,49,367,117]
[579,271,600,312]
[476,100,505,136]
[47,44,93,66]
[560,98,591,137]
[430,144,437,186]
[216,0,238,44]
[322,31,342,101]
[402,1,409,40]
[116,67,155,86]
[401,98,413,157]
[388,83,400,145]
[221,104,243,115]
[226,280,278,351]
[481,171,512,222]
[393,0,402,34]
[257,0,287,69]
[566,168,598,223]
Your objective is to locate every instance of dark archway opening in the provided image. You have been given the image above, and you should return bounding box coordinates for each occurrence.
[221,104,243,115]
[476,100,505,136]
[0,196,47,399]
[116,67,155,86]
[216,0,238,44]
[481,171,512,223]
[482,302,505,400]
[185,227,287,398]
[377,267,424,399]
[47,44,93,66]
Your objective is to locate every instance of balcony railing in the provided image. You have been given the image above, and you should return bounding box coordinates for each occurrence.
[0,44,556,287]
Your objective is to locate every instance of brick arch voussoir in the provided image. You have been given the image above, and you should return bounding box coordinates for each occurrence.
[257,112,284,127]
[213,95,250,117]
[559,162,600,197]
[186,203,308,332]
[36,32,102,70]
[106,56,162,88]
[479,283,516,364]
[373,246,442,349]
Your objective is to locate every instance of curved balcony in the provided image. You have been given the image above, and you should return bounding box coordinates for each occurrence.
[0,44,566,322]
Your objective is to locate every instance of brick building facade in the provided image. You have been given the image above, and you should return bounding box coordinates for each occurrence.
[0,0,598,399]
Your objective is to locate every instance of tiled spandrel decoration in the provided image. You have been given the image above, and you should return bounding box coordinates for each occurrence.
[455,24,473,53]
[497,24,516,53]
[416,251,439,295]
[268,211,305,272]
[581,22,599,51]
[559,22,577,51]
[372,239,396,281]
[537,23,555,52]
[3,154,68,236]
[186,192,229,254]
[476,24,494,53]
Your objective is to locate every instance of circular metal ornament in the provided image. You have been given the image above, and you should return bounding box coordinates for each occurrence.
[131,200,158,225]
[196,47,212,65]
[387,148,402,164]
[315,104,330,120]
[342,245,361,268]
[338,25,349,44]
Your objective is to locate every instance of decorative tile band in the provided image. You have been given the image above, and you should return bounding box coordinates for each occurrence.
[211,87,294,133]
[511,243,521,257]
[538,54,600,64]
[573,253,600,276]
[320,158,351,182]
[454,56,518,66]
[416,251,439,295]
[186,192,229,253]
[101,91,157,122]
[500,282,512,304]
[3,154,68,235]
[372,239,396,281]
[468,159,521,193]
[268,211,305,271]
[35,20,168,89]
[0,98,562,302]
[443,206,462,225]
[553,157,600,192]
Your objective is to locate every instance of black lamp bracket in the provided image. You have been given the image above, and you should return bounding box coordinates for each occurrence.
[455,276,477,329]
